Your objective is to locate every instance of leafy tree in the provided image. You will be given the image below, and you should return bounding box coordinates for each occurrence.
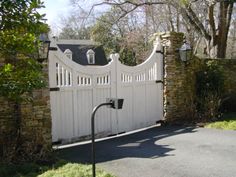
[60,26,92,39]
[59,1,151,65]
[90,7,150,65]
[59,23,92,39]
[0,0,48,161]
[0,0,48,101]
[91,11,120,54]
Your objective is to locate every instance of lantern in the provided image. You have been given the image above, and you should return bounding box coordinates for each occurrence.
[38,33,50,62]
[179,40,192,62]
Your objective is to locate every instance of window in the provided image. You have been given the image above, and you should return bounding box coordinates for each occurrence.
[86,49,95,64]
[64,49,72,60]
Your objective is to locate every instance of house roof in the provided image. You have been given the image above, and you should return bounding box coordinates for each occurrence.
[56,40,108,66]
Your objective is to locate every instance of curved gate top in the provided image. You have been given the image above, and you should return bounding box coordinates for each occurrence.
[49,37,164,143]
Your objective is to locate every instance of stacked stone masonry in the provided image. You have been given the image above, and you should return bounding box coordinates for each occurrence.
[161,32,236,123]
[0,62,51,163]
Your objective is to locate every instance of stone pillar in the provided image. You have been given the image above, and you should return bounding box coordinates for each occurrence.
[0,98,15,162]
[161,32,196,123]
[0,57,16,162]
[0,61,52,163]
[20,61,52,162]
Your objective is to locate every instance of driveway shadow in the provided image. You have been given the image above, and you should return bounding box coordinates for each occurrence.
[57,125,196,163]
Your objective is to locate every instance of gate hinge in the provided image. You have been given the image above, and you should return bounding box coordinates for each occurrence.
[50,87,60,91]
[155,80,163,84]
[156,50,164,54]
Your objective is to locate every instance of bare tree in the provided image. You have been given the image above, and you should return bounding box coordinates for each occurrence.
[57,2,96,39]
[84,0,235,59]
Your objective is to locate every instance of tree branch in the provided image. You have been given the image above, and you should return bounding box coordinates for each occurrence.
[208,5,216,45]
[185,4,211,40]
[87,0,166,22]
[225,2,234,37]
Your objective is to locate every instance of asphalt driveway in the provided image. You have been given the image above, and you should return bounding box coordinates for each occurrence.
[57,126,236,177]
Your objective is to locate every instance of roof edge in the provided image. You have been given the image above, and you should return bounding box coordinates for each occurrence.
[52,38,100,46]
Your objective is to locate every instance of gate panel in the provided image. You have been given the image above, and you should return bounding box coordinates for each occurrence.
[75,89,93,138]
[62,90,74,139]
[117,85,134,132]
[133,84,146,129]
[93,87,112,136]
[49,37,163,143]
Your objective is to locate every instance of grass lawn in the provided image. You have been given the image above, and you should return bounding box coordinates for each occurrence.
[0,160,115,177]
[205,112,236,130]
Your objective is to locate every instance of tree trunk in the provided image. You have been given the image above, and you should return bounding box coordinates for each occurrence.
[167,4,175,31]
[216,2,233,59]
[176,8,180,32]
[172,1,234,59]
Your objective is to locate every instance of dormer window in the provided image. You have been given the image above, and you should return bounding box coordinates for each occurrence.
[64,49,72,60]
[86,49,95,64]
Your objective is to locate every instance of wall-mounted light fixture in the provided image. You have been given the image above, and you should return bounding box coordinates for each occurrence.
[38,33,57,63]
[178,39,192,63]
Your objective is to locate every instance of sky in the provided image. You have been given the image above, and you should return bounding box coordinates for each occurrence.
[40,0,71,24]
[39,0,72,34]
[39,0,108,35]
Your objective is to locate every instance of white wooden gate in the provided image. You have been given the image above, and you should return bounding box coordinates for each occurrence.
[49,38,164,143]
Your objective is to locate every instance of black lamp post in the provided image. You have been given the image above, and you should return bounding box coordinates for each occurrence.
[91,98,124,177]
[179,39,192,63]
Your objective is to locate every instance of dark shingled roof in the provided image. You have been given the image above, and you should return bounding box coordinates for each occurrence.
[57,44,108,66]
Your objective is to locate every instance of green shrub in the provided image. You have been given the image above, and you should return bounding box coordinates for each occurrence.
[196,60,224,121]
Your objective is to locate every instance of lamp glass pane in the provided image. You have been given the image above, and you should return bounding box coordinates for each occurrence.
[38,42,49,59]
[179,42,191,61]
[179,50,187,61]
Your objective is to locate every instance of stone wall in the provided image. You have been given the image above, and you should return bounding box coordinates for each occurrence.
[0,98,15,160]
[161,32,236,123]
[161,32,197,122]
[0,62,51,163]
[213,59,236,95]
